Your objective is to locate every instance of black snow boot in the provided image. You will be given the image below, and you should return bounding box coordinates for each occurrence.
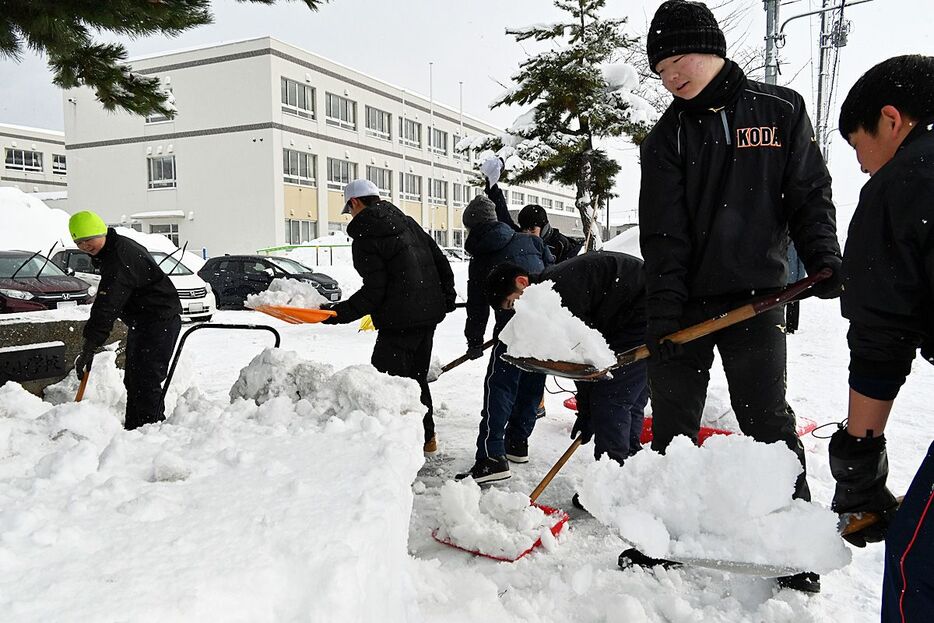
[455,456,511,484]
[777,571,821,594]
[505,438,529,463]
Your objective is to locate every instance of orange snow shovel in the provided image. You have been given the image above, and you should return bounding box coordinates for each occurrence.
[432,437,582,562]
[503,268,832,380]
[253,305,337,325]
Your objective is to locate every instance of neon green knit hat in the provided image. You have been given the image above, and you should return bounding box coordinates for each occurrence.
[69,211,107,242]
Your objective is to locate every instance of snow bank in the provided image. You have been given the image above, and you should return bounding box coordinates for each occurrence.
[500,282,616,368]
[0,186,71,252]
[580,436,851,574]
[0,349,426,622]
[434,479,559,560]
[244,277,328,309]
[603,226,641,258]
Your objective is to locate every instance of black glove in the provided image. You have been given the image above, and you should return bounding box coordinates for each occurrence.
[445,297,457,314]
[571,412,593,444]
[73,344,95,378]
[646,318,684,362]
[465,343,485,360]
[808,255,844,299]
[829,428,900,547]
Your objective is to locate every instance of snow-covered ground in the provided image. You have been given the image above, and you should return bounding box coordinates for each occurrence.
[2,256,931,620]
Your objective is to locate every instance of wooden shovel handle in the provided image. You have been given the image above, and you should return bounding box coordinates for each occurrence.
[74,368,90,402]
[529,437,583,504]
[439,339,495,375]
[840,496,905,536]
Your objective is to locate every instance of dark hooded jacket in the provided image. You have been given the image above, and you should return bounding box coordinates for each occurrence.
[84,228,180,347]
[464,221,549,347]
[842,118,934,392]
[330,200,455,330]
[486,183,580,263]
[639,60,841,325]
[535,251,646,353]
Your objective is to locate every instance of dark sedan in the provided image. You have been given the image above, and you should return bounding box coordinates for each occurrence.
[0,250,95,313]
[197,255,341,309]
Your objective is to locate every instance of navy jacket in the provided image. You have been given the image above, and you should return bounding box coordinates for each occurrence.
[464,221,550,347]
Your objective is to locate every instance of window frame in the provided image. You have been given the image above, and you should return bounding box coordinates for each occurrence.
[4,148,43,172]
[428,126,448,156]
[52,154,67,175]
[325,92,357,130]
[147,155,177,190]
[366,165,392,198]
[149,223,180,246]
[281,77,316,120]
[399,118,421,148]
[326,157,357,191]
[428,178,447,205]
[400,172,422,201]
[364,106,392,141]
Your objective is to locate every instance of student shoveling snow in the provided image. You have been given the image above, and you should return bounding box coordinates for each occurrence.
[499,282,616,369]
[580,435,852,575]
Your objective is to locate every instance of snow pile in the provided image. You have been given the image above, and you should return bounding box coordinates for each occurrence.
[0,350,426,621]
[434,478,560,560]
[580,435,851,574]
[500,282,616,368]
[244,277,328,309]
[0,186,71,252]
[602,63,639,91]
[602,226,641,258]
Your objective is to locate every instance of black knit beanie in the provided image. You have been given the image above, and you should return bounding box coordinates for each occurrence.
[517,204,548,230]
[647,1,726,72]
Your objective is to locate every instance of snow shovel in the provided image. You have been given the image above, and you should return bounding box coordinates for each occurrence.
[431,438,580,562]
[428,339,494,383]
[503,268,832,380]
[839,496,905,538]
[74,366,91,402]
[253,305,336,324]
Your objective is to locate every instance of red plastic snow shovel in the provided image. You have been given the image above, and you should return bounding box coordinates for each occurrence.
[503,268,832,380]
[431,438,581,562]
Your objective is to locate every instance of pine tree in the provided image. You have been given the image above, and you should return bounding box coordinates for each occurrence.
[0,0,327,118]
[464,0,655,248]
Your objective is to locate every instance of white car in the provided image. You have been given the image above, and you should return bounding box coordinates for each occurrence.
[51,248,216,322]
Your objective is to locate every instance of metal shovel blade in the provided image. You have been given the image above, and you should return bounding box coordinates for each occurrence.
[500,354,609,380]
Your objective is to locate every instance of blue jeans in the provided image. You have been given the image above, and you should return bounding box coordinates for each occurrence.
[475,341,546,460]
[881,441,934,622]
[575,360,649,463]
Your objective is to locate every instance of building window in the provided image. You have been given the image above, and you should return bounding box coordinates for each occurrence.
[147,156,176,189]
[452,134,466,160]
[556,200,564,212]
[366,165,392,198]
[399,118,421,148]
[528,194,540,206]
[146,87,174,123]
[4,148,42,172]
[452,229,464,247]
[365,106,392,141]
[541,197,553,209]
[429,179,447,205]
[428,127,448,156]
[52,154,67,175]
[400,172,421,201]
[325,93,356,130]
[281,77,315,119]
[511,191,525,206]
[283,149,316,187]
[285,219,317,244]
[327,158,357,190]
[453,183,465,207]
[433,230,446,246]
[150,223,179,245]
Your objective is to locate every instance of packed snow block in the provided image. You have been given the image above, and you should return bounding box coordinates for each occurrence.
[0,312,126,395]
[229,347,334,405]
[1,357,427,622]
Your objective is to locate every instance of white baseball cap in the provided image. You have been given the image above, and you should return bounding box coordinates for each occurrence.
[342,179,380,213]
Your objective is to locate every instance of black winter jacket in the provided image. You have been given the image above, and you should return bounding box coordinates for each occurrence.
[486,184,577,262]
[639,61,841,324]
[841,119,934,390]
[84,228,181,347]
[464,221,550,347]
[330,201,455,330]
[535,251,646,352]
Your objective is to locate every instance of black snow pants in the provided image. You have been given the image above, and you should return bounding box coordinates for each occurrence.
[124,315,181,430]
[371,326,436,443]
[648,300,810,501]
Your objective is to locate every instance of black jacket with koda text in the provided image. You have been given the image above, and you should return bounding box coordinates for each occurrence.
[639,60,841,324]
[84,228,181,347]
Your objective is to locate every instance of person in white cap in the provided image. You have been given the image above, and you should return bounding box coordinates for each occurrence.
[324,179,456,456]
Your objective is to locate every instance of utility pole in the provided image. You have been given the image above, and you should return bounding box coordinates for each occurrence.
[763,0,781,86]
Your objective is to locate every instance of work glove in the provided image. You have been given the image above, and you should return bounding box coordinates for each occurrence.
[73,343,95,378]
[645,318,684,362]
[829,428,900,547]
[479,156,505,188]
[571,413,594,444]
[320,303,341,325]
[808,255,844,299]
[465,342,485,360]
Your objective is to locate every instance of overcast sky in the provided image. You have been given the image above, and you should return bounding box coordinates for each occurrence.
[0,0,928,223]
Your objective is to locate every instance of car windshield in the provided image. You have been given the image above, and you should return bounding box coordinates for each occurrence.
[0,254,67,278]
[267,257,312,274]
[150,251,193,276]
